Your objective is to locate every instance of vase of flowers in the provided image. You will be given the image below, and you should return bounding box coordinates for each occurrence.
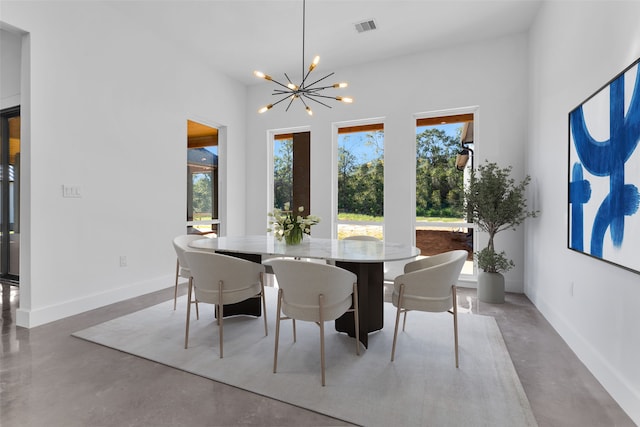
[267,203,321,245]
[285,225,304,245]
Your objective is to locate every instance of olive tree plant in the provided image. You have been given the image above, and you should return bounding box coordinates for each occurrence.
[464,161,537,273]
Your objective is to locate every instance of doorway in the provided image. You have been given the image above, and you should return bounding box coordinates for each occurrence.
[0,106,20,284]
[186,120,219,235]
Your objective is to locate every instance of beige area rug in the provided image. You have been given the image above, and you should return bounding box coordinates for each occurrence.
[72,287,537,427]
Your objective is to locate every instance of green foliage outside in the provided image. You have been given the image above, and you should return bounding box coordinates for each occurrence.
[273,138,293,209]
[337,213,384,222]
[415,127,465,218]
[273,128,466,221]
[338,131,384,217]
[192,173,212,214]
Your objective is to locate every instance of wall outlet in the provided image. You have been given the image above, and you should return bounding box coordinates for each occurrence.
[119,256,127,267]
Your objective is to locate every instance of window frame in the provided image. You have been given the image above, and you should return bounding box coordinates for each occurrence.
[413,107,478,278]
[267,126,311,231]
[332,118,386,240]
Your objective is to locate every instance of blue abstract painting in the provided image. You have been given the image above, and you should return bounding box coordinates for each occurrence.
[569,58,640,274]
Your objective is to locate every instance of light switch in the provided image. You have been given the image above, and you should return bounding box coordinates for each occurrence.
[62,185,82,198]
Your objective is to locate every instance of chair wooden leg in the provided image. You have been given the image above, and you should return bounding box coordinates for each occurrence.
[273,288,283,373]
[319,294,326,386]
[391,284,405,362]
[174,259,180,310]
[218,280,224,358]
[194,281,199,320]
[184,277,193,349]
[402,310,408,332]
[453,285,459,368]
[292,319,297,343]
[353,282,360,356]
[260,272,268,336]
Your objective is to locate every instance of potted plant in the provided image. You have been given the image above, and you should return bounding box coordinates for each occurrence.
[464,161,537,303]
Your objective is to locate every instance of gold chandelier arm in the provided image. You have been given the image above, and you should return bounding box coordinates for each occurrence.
[269,93,295,110]
[302,93,333,109]
[306,93,353,104]
[305,82,347,93]
[302,72,335,90]
[256,73,294,91]
[301,56,320,87]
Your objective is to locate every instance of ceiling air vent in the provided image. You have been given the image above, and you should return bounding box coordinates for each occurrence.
[354,19,377,33]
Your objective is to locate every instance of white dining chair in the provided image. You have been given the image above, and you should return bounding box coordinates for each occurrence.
[183,251,267,358]
[390,250,467,366]
[172,234,208,314]
[269,259,360,386]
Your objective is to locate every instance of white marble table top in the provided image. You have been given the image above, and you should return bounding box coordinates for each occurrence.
[188,235,421,263]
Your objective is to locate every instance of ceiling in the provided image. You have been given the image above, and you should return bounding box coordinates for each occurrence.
[108,0,542,86]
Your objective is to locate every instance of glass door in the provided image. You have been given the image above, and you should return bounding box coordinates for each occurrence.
[0,106,20,283]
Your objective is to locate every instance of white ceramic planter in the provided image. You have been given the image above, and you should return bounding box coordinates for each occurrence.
[477,271,505,303]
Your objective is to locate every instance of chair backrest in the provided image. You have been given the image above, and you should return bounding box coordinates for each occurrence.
[173,234,210,271]
[394,250,467,312]
[269,259,357,322]
[343,235,380,242]
[403,250,467,274]
[184,251,265,305]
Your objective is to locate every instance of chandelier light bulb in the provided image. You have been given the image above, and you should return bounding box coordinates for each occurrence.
[258,104,273,114]
[336,96,353,103]
[287,83,298,90]
[254,71,272,81]
[308,55,320,72]
[333,82,348,88]
[306,106,313,116]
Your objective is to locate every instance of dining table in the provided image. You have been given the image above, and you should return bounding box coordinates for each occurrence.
[189,235,421,348]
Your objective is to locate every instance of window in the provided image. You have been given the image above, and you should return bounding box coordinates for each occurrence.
[273,135,293,210]
[272,131,310,216]
[336,123,384,239]
[187,120,219,235]
[415,114,474,275]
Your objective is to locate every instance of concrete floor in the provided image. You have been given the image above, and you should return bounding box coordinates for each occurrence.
[0,280,635,427]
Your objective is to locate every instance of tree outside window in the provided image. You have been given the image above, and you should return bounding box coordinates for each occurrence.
[273,137,293,210]
[337,127,384,239]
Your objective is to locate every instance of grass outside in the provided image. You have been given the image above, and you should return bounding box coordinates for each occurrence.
[193,213,212,221]
[338,213,464,223]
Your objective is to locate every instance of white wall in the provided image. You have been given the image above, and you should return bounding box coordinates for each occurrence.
[246,33,531,292]
[527,1,640,423]
[1,1,248,327]
[0,27,22,108]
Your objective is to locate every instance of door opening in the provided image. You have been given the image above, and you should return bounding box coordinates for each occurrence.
[186,120,219,236]
[0,106,20,284]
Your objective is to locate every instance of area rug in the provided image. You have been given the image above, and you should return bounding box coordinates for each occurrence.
[72,287,537,427]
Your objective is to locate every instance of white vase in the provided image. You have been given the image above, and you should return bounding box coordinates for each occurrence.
[477,271,505,303]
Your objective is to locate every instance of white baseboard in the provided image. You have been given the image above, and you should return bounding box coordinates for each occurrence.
[16,275,175,328]
[533,295,639,425]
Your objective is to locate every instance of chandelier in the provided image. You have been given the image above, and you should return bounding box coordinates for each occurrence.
[253,0,353,115]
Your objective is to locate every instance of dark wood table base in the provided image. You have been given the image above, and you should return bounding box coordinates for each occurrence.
[334,261,384,349]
